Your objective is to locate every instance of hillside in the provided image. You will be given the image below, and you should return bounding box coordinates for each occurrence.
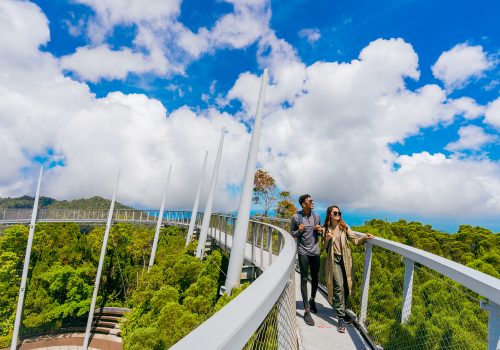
[0,195,133,210]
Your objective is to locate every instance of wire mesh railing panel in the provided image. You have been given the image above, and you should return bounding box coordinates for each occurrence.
[360,247,488,350]
[244,269,298,350]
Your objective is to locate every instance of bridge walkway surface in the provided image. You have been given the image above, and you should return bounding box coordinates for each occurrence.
[294,272,369,350]
[208,227,370,350]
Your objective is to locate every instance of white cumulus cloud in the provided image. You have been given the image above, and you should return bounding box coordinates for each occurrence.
[485,97,500,129]
[298,28,321,43]
[60,45,171,82]
[1,0,500,225]
[60,0,271,81]
[432,43,496,91]
[445,125,496,152]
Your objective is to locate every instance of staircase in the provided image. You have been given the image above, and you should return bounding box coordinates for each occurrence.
[91,307,129,337]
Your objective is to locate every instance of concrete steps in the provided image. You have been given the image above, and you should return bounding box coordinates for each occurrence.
[91,307,129,337]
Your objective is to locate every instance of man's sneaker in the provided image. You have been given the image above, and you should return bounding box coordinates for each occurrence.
[304,310,315,326]
[337,317,346,333]
[309,298,317,314]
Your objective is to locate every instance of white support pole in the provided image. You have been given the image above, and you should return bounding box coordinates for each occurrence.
[186,152,208,246]
[224,69,268,294]
[359,243,373,326]
[83,171,120,350]
[149,165,172,270]
[196,128,226,259]
[480,300,500,350]
[11,167,43,350]
[401,258,415,323]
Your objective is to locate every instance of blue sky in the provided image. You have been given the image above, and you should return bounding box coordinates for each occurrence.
[0,0,499,233]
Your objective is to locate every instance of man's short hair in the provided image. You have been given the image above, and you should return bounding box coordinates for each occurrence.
[299,194,310,206]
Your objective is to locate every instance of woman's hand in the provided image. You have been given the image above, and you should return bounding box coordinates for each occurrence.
[363,233,374,241]
[324,228,333,240]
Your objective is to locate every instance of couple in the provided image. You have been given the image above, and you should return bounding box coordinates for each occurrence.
[290,194,374,333]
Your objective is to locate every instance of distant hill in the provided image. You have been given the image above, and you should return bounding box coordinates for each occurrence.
[0,195,133,210]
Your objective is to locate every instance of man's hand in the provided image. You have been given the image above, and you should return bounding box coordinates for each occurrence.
[298,224,305,232]
[314,224,323,234]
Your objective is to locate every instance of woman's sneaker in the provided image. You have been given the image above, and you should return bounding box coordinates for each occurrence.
[304,310,315,326]
[343,314,353,323]
[309,298,317,314]
[337,317,346,333]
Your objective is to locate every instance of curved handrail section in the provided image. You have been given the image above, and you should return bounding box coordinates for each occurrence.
[250,215,499,305]
[353,232,500,305]
[171,221,296,349]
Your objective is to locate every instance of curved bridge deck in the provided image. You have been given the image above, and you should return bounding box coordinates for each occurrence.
[206,225,370,350]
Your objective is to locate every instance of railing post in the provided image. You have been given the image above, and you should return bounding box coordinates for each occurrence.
[217,215,222,241]
[359,242,373,325]
[224,69,268,294]
[480,300,500,350]
[260,224,264,267]
[268,226,273,265]
[11,167,43,350]
[401,257,415,323]
[218,216,222,247]
[224,217,228,250]
[149,165,172,270]
[196,128,226,259]
[83,171,120,350]
[251,222,256,263]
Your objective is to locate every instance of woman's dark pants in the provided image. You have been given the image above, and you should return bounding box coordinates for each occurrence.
[333,254,349,318]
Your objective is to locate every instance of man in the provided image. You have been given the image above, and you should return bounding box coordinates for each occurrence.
[291,194,322,326]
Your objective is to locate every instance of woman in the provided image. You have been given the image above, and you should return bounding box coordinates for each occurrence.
[322,205,373,333]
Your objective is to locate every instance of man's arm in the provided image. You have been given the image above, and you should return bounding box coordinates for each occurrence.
[290,215,301,238]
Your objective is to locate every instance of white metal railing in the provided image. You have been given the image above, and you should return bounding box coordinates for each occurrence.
[253,216,500,350]
[355,232,500,350]
[0,208,196,225]
[172,215,298,349]
[3,209,298,348]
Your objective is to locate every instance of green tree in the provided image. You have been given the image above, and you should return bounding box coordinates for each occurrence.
[253,169,278,216]
[275,191,297,218]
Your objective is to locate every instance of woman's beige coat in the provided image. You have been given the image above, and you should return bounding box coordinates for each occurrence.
[322,225,366,305]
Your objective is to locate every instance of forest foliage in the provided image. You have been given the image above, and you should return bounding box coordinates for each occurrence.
[0,222,244,348]
[1,191,498,349]
[0,195,132,210]
[335,219,498,349]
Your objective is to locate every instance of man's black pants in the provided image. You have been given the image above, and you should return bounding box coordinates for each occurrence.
[298,254,320,310]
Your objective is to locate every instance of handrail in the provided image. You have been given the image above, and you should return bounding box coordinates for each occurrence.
[171,220,296,349]
[251,215,499,305]
[352,232,500,305]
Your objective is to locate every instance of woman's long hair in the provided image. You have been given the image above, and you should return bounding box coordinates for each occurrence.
[324,205,348,232]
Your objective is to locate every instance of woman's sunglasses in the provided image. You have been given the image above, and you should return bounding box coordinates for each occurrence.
[332,211,341,216]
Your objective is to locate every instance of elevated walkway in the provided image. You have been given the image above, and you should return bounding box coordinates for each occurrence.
[207,226,369,349]
[4,210,498,349]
